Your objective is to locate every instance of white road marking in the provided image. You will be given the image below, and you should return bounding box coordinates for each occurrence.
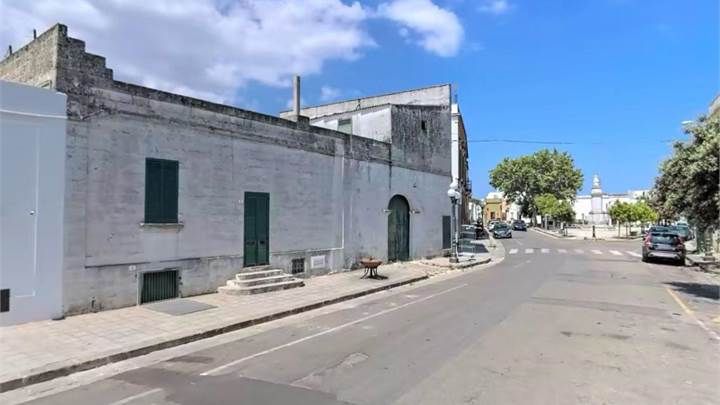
[109,388,163,405]
[574,249,584,254]
[558,249,567,253]
[200,283,469,376]
[591,249,603,255]
[509,248,518,254]
[525,248,534,254]
[626,251,642,257]
[609,250,623,256]
[541,248,550,254]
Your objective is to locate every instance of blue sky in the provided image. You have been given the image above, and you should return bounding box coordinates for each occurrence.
[244,0,719,196]
[2,0,717,196]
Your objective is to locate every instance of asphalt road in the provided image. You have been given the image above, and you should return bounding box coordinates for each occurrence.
[12,230,720,404]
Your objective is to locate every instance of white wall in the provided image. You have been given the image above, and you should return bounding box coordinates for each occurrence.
[0,81,66,325]
[310,105,392,142]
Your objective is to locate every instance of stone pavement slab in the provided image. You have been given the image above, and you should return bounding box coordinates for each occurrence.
[0,265,428,392]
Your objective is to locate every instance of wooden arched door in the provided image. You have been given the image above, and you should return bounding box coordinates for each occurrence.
[388,195,410,262]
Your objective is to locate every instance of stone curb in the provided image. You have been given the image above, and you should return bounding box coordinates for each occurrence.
[0,273,428,393]
[420,256,492,270]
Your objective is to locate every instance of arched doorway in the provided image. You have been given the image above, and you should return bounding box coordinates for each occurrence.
[388,195,410,262]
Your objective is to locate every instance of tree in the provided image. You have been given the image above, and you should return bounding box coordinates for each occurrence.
[608,201,631,236]
[609,201,658,237]
[555,200,576,224]
[535,194,558,228]
[651,115,719,251]
[490,149,583,225]
[633,201,657,227]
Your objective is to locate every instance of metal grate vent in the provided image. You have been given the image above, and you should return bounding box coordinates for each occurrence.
[291,258,305,274]
[141,269,179,304]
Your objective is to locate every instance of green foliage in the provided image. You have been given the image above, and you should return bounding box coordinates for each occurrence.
[535,194,558,217]
[651,115,720,230]
[633,201,658,224]
[489,149,583,222]
[535,193,575,225]
[555,200,576,223]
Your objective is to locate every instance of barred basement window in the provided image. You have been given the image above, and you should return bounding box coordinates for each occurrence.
[145,158,179,223]
[291,258,305,274]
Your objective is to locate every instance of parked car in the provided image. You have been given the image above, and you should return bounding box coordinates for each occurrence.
[512,220,527,231]
[670,224,692,241]
[642,232,686,265]
[492,223,513,239]
[487,220,500,231]
[646,225,671,236]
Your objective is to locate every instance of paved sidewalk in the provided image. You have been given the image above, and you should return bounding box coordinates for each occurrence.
[0,264,428,392]
[420,238,505,274]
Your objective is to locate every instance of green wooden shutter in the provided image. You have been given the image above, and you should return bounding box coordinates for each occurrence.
[145,159,163,223]
[145,158,178,223]
[161,160,179,222]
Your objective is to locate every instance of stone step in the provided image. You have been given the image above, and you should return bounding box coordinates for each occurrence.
[227,274,297,287]
[235,269,285,280]
[218,279,305,296]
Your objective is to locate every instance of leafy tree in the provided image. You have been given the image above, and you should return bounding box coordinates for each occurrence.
[535,194,558,228]
[608,201,631,236]
[490,149,583,224]
[651,116,719,237]
[555,200,576,224]
[609,201,658,237]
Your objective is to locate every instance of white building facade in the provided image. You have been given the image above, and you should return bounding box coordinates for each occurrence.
[1,81,67,325]
[574,174,650,225]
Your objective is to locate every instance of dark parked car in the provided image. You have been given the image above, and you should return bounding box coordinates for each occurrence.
[642,233,685,264]
[492,223,513,239]
[670,225,692,241]
[512,220,527,231]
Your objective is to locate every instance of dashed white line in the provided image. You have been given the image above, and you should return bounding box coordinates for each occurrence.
[525,248,534,254]
[626,251,642,257]
[541,248,550,254]
[509,248,518,254]
[200,283,468,376]
[591,249,603,255]
[609,250,623,256]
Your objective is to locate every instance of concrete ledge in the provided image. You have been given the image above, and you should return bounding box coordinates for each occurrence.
[686,255,720,274]
[0,273,427,393]
[420,256,492,270]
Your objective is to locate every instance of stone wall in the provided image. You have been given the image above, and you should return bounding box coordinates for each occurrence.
[0,24,451,314]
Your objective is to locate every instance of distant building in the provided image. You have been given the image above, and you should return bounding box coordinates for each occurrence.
[574,174,649,225]
[483,191,508,222]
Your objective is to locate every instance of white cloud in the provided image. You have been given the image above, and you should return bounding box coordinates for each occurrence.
[477,0,514,15]
[0,0,373,104]
[319,85,342,102]
[0,0,466,106]
[377,0,463,57]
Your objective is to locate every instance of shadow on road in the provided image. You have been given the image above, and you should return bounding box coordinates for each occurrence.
[665,281,720,300]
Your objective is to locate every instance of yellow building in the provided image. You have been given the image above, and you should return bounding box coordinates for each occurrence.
[483,191,507,222]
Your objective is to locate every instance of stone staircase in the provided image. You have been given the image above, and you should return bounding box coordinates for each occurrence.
[218,266,304,295]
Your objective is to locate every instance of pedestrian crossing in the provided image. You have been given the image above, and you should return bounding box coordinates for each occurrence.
[507,248,643,258]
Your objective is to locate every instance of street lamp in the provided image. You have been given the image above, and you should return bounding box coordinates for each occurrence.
[447,181,461,263]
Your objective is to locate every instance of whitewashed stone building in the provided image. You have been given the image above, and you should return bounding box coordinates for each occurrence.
[0,24,453,317]
[574,174,650,224]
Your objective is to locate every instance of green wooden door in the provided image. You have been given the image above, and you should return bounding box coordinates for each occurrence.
[388,195,410,262]
[244,192,269,267]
